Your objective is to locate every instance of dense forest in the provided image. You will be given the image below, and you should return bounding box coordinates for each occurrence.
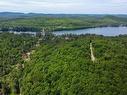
[21,34,127,95]
[0,15,127,32]
[0,33,38,95]
[0,32,127,95]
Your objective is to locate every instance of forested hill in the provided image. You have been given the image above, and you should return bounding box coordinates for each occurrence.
[0,13,127,32]
[21,34,127,95]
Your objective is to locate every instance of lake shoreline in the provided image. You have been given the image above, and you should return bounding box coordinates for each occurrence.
[53,26,127,36]
[54,24,127,32]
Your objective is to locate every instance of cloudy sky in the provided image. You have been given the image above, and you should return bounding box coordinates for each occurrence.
[0,0,127,14]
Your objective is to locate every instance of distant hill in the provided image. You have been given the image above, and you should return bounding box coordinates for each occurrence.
[0,12,127,19]
[0,12,44,18]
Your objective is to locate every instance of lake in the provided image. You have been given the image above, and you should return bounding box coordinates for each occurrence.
[1,26,127,36]
[53,26,127,36]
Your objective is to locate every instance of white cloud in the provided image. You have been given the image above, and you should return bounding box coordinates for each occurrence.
[112,0,127,3]
[0,0,126,14]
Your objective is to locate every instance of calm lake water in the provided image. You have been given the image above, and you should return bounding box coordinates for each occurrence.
[53,27,127,36]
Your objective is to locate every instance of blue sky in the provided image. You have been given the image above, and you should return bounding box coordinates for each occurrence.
[0,0,127,14]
